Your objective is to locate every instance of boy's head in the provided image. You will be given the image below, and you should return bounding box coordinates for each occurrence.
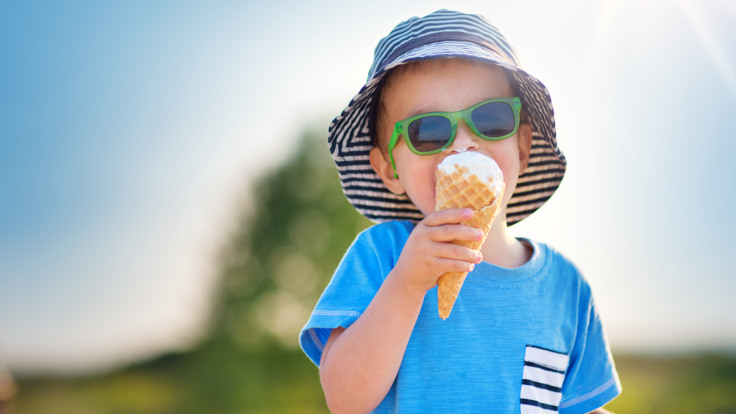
[368,58,533,219]
[328,9,566,225]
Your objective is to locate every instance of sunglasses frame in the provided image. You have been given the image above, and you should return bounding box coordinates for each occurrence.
[387,97,521,178]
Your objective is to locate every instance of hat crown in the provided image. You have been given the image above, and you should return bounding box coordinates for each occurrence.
[368,9,520,80]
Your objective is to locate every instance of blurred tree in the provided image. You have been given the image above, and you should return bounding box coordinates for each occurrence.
[208,128,372,352]
[149,127,374,412]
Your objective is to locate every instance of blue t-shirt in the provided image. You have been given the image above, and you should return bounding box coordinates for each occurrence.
[300,221,621,413]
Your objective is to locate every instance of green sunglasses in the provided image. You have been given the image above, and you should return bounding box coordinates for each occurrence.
[387,97,522,177]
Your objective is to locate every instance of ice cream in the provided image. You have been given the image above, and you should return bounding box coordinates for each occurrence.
[435,151,505,319]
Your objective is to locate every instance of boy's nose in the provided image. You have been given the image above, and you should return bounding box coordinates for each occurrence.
[447,120,480,153]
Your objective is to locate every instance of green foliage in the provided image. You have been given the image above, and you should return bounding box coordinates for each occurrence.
[13,348,328,414]
[209,129,371,351]
[607,353,736,413]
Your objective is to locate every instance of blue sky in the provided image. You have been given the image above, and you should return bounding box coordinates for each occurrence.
[1,0,735,374]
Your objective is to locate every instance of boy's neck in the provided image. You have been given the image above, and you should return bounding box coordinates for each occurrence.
[480,219,532,269]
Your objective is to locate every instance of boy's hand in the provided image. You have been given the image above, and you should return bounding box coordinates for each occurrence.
[392,208,484,292]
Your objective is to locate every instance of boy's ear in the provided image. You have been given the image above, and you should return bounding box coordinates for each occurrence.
[518,123,533,174]
[369,146,405,195]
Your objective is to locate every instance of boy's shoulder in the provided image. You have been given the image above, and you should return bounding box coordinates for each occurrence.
[535,241,577,270]
[530,239,593,293]
[518,238,584,279]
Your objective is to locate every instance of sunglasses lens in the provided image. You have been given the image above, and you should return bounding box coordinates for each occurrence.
[471,102,515,138]
[407,116,452,153]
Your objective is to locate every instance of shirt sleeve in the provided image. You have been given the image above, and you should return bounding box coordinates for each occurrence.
[559,291,622,413]
[298,222,407,366]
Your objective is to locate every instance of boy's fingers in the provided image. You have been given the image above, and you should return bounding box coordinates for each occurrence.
[434,242,483,264]
[428,223,484,243]
[422,208,474,226]
[433,256,478,274]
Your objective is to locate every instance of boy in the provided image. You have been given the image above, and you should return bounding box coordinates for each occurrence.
[300,10,621,413]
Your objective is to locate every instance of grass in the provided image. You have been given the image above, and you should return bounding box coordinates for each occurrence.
[606,353,736,413]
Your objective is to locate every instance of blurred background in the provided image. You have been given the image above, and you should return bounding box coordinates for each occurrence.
[1,0,735,412]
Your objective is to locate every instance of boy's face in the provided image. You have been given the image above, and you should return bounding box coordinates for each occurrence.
[369,59,533,219]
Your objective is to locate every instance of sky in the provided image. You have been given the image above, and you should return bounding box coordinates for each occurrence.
[1,0,735,375]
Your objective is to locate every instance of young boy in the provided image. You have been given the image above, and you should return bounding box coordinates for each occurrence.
[300,10,621,413]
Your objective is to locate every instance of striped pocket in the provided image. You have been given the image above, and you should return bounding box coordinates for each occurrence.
[520,345,569,413]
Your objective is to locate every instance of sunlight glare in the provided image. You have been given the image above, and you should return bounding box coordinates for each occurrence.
[678,0,736,94]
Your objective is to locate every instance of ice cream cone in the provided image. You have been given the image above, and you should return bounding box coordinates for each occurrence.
[435,152,504,320]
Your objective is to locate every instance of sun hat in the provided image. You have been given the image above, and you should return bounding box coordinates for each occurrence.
[328,9,566,225]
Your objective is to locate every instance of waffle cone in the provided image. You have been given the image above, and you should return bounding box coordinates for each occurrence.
[435,161,504,320]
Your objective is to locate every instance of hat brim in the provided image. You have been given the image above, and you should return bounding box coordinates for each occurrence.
[328,41,566,225]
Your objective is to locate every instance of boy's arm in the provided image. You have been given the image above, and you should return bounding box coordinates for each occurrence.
[589,409,614,414]
[319,271,426,413]
[319,209,483,414]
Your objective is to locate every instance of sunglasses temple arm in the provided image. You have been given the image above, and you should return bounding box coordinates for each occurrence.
[387,126,401,178]
[390,153,399,178]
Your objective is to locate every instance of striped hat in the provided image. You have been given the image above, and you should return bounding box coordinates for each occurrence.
[328,9,566,225]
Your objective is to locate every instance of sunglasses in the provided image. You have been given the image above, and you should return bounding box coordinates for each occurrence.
[387,97,521,177]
